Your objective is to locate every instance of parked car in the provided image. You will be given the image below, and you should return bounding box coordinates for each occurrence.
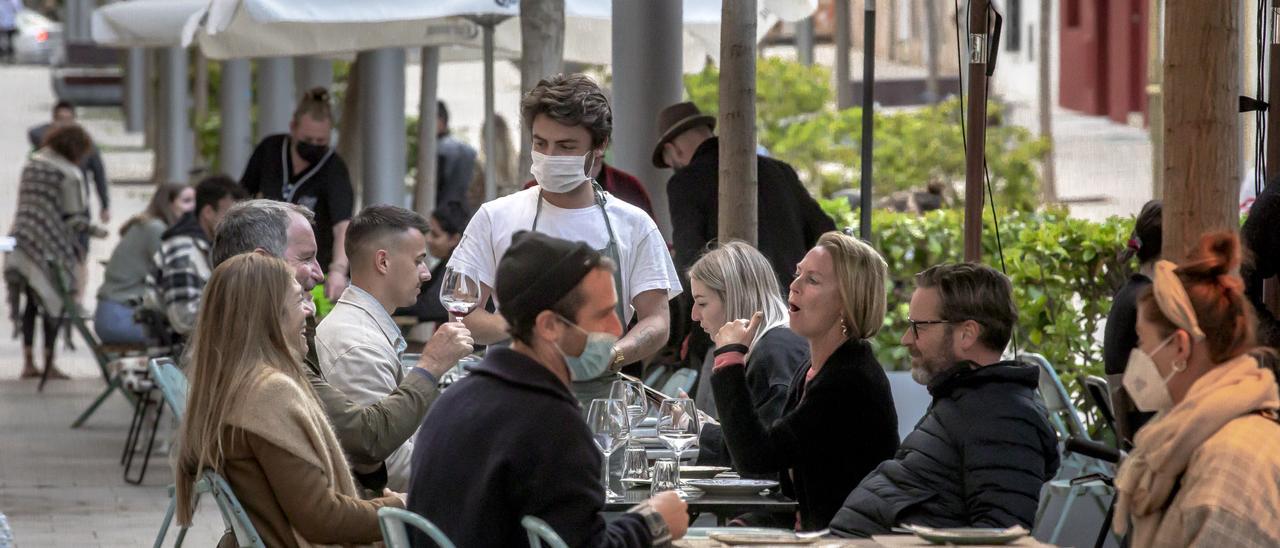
[14,9,62,65]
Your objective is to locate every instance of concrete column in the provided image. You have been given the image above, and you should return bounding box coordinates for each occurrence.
[358,48,407,207]
[295,56,334,92]
[160,47,190,184]
[611,0,682,237]
[796,17,815,65]
[414,47,440,215]
[64,0,93,43]
[123,48,146,133]
[219,59,253,177]
[482,23,497,202]
[256,57,296,140]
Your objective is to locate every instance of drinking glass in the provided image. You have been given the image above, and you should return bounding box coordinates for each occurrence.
[587,398,629,501]
[650,459,680,497]
[656,398,700,496]
[609,381,647,437]
[438,268,481,322]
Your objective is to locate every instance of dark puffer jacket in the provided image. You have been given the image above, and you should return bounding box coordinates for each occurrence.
[829,361,1059,537]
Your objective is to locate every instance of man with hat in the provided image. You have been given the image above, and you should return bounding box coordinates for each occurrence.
[655,101,834,289]
[406,230,690,548]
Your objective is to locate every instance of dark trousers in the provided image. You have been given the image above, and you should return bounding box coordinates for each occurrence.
[22,288,60,351]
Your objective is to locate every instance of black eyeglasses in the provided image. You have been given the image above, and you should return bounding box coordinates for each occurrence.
[906,318,957,339]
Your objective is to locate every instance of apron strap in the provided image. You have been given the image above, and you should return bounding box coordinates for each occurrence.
[533,182,628,330]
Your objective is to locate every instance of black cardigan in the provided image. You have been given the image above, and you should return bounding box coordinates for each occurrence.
[709,338,899,531]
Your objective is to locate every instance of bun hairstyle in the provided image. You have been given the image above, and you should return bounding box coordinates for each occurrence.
[1120,200,1163,263]
[292,86,333,123]
[1139,231,1257,364]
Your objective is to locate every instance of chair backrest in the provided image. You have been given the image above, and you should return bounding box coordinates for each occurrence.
[378,507,456,548]
[659,368,697,397]
[148,357,188,420]
[203,469,266,548]
[1082,375,1116,436]
[1022,353,1088,440]
[521,516,569,548]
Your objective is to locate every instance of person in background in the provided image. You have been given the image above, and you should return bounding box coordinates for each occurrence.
[407,230,688,547]
[707,233,899,531]
[145,176,247,343]
[28,101,111,226]
[1112,232,1280,546]
[396,201,472,329]
[94,183,192,345]
[830,263,1058,537]
[240,87,354,303]
[5,124,95,379]
[0,0,20,63]
[686,241,806,445]
[435,101,478,208]
[1242,178,1280,347]
[1103,199,1162,444]
[174,254,402,547]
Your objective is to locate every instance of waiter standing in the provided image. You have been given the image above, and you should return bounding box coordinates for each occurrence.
[240,87,354,301]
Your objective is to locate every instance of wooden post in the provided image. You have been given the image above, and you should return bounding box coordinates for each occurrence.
[1148,0,1165,199]
[518,0,565,181]
[1037,0,1056,202]
[414,47,440,217]
[1162,0,1240,262]
[718,0,758,245]
[963,0,989,263]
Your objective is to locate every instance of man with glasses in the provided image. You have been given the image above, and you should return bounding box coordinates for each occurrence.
[829,263,1059,537]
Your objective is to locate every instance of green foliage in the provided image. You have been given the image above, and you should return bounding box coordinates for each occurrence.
[869,208,1135,433]
[683,60,1048,210]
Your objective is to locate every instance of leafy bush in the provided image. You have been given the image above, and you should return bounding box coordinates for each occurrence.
[684,59,1048,211]
[862,207,1135,433]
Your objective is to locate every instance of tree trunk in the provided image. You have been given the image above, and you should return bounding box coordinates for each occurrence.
[518,0,565,180]
[415,47,440,217]
[1162,0,1240,262]
[1037,0,1056,202]
[1148,0,1165,199]
[835,0,852,109]
[718,0,758,245]
[340,57,363,202]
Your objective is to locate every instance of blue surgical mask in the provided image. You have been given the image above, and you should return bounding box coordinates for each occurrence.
[554,315,619,381]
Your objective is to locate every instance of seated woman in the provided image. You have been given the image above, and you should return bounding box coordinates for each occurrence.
[1114,232,1280,546]
[175,254,401,547]
[708,232,899,531]
[689,242,807,467]
[94,182,193,345]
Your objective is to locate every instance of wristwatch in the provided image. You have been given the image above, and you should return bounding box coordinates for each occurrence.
[611,345,626,370]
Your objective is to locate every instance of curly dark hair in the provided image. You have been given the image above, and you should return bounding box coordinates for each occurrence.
[520,73,612,148]
[41,124,93,164]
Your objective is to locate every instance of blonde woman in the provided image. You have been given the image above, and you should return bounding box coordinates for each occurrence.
[175,254,400,547]
[710,232,899,531]
[688,242,807,464]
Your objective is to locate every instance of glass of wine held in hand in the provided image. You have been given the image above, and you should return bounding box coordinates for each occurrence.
[439,267,481,322]
[657,398,700,497]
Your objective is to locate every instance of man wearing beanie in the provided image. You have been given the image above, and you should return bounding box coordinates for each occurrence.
[407,231,689,547]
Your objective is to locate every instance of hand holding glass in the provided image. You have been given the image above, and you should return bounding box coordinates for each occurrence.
[439,268,481,322]
[587,398,629,501]
[657,398,700,496]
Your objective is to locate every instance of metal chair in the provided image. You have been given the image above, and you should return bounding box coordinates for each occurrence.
[150,358,195,548]
[1082,376,1117,439]
[378,507,456,548]
[658,368,697,397]
[521,515,569,548]
[1023,354,1116,547]
[205,469,266,548]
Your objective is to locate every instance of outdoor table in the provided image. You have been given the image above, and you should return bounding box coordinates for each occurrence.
[604,488,797,526]
[676,535,1056,547]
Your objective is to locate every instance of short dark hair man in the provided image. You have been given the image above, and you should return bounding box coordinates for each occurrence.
[212,200,471,490]
[829,263,1059,537]
[408,231,688,547]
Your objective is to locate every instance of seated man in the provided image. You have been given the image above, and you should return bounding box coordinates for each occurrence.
[317,205,444,490]
[144,176,246,343]
[407,230,688,547]
[211,200,472,491]
[830,263,1059,537]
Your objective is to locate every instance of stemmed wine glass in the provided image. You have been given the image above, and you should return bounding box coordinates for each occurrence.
[587,398,629,501]
[657,398,700,497]
[609,380,648,441]
[439,267,481,322]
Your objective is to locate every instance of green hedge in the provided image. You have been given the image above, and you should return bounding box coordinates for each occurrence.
[833,206,1135,432]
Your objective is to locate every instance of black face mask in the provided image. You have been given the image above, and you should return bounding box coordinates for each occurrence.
[295,140,329,165]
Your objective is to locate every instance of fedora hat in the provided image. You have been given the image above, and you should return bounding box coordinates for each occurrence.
[652,102,716,168]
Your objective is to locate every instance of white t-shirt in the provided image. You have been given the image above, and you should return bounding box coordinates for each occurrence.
[448,187,682,324]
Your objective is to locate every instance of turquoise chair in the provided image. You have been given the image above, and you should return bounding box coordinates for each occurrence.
[149,357,196,548]
[658,368,697,397]
[1024,353,1117,546]
[521,515,569,548]
[205,470,266,548]
[378,507,456,548]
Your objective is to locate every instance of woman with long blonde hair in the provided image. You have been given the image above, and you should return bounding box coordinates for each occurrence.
[175,253,400,547]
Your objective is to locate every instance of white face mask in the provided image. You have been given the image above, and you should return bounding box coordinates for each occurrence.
[530,150,594,193]
[1122,334,1184,413]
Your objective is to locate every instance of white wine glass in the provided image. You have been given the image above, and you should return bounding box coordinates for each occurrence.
[439,267,481,322]
[587,398,629,501]
[657,398,700,497]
